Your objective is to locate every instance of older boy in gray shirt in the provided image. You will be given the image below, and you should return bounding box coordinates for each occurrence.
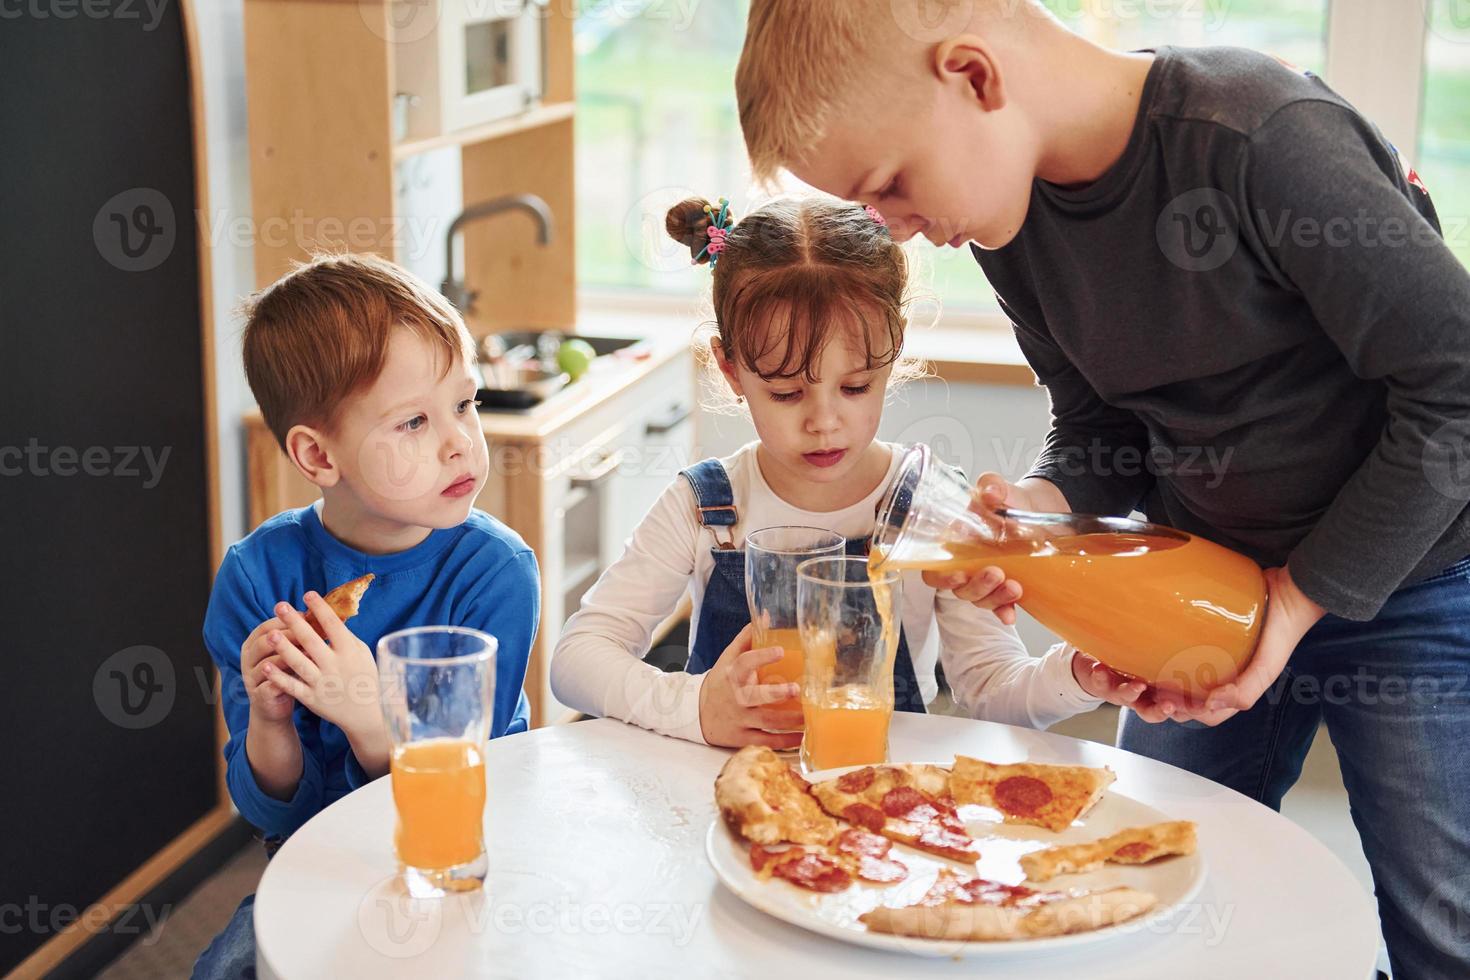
[739,4,1470,976]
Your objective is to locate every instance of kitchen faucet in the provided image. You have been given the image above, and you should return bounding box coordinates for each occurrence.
[442,193,554,313]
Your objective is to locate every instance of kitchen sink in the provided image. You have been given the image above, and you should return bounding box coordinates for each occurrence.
[491,330,641,358]
[476,330,643,410]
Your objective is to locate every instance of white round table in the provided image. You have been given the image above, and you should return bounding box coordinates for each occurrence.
[254,714,1379,979]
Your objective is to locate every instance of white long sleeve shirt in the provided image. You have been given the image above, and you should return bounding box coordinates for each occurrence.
[550,442,1101,743]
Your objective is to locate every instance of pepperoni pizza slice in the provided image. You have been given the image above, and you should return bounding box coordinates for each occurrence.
[860,868,1157,942]
[1020,821,1197,882]
[747,828,910,894]
[810,765,982,863]
[715,746,841,846]
[950,756,1115,832]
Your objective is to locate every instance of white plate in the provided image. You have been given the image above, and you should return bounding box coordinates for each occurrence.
[706,763,1207,958]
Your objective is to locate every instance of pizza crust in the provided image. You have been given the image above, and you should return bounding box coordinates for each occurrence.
[715,746,839,846]
[950,756,1115,832]
[861,886,1157,941]
[304,573,375,637]
[1021,821,1198,882]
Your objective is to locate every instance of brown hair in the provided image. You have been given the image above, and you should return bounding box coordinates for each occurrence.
[240,252,475,449]
[665,196,918,401]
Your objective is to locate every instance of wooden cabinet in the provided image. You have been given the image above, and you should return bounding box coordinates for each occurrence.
[242,0,577,334]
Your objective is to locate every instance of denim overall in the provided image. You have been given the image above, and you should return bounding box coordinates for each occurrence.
[679,459,927,713]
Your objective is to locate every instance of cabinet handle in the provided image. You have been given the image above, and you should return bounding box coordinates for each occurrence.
[645,404,691,436]
[570,447,629,488]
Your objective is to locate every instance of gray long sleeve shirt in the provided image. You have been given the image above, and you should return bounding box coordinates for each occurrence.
[976,46,1470,621]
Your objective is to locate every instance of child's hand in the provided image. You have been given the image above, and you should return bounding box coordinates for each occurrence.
[258,592,391,776]
[1069,651,1177,723]
[698,624,805,750]
[241,616,294,723]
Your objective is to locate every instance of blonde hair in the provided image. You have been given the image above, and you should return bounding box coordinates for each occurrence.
[241,253,475,449]
[665,195,928,414]
[737,0,1038,181]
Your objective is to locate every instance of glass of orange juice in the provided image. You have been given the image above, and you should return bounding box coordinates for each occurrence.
[745,526,845,720]
[795,556,901,773]
[377,626,496,897]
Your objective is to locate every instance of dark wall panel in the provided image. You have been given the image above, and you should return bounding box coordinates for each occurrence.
[0,6,220,973]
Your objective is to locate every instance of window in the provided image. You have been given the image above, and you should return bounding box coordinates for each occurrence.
[1419,7,1470,269]
[575,1,753,295]
[575,2,1470,315]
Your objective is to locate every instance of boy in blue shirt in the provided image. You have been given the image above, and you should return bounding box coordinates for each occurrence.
[194,253,538,978]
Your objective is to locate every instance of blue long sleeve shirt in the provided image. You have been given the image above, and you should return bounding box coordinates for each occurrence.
[204,503,538,839]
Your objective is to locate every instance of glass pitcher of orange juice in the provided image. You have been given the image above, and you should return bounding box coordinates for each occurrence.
[378,626,495,897]
[870,445,1266,699]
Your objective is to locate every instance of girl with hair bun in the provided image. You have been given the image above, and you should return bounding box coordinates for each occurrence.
[552,196,1144,748]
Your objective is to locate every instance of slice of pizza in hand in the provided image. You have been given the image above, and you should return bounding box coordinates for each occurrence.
[716,746,840,846]
[811,764,982,863]
[950,756,1115,832]
[302,573,375,638]
[1020,821,1198,882]
[861,867,1156,942]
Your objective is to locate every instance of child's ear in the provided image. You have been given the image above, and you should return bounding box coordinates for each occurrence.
[934,34,1007,112]
[710,338,746,399]
[284,424,340,489]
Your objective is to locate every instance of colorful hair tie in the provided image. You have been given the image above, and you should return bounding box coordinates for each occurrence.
[864,204,888,228]
[695,197,735,268]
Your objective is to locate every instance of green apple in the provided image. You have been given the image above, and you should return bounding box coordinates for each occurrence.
[556,338,597,381]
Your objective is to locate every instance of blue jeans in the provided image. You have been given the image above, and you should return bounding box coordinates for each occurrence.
[191,893,255,980]
[1120,557,1470,980]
